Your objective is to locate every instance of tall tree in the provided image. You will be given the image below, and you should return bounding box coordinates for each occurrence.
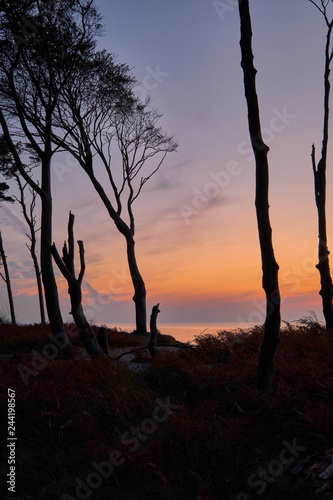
[238,0,281,389]
[0,0,102,346]
[0,135,46,323]
[0,230,16,324]
[15,176,46,324]
[309,0,333,330]
[52,55,177,334]
[0,181,15,324]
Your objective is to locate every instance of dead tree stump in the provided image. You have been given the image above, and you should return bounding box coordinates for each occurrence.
[148,303,160,357]
[50,212,106,357]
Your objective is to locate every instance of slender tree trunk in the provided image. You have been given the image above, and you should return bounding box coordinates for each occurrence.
[126,234,147,334]
[0,231,16,325]
[68,278,106,356]
[32,251,46,324]
[312,147,333,329]
[80,166,148,334]
[15,176,46,324]
[312,19,333,330]
[238,0,281,389]
[40,155,71,349]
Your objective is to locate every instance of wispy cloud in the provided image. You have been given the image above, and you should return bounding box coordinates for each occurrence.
[1,205,27,236]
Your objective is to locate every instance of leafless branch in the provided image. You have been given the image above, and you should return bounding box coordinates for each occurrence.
[50,243,73,282]
[77,240,85,283]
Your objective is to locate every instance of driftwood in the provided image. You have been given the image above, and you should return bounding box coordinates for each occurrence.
[50,212,106,357]
[148,303,160,357]
[116,343,195,360]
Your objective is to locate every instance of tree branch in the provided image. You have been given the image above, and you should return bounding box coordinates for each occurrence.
[67,211,75,277]
[0,109,43,197]
[77,240,85,284]
[50,243,73,282]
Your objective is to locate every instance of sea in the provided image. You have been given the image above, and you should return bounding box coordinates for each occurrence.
[105,322,257,344]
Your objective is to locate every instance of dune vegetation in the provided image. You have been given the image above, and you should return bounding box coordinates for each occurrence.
[1,318,333,499]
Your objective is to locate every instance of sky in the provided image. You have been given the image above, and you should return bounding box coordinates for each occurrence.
[1,0,333,327]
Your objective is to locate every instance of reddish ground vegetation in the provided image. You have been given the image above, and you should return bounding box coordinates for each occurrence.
[0,320,332,499]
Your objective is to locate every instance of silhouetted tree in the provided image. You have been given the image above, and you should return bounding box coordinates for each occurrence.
[51,212,106,357]
[0,230,16,324]
[15,176,46,324]
[0,0,102,346]
[0,135,45,323]
[309,0,333,330]
[52,56,177,334]
[0,179,15,324]
[238,0,281,389]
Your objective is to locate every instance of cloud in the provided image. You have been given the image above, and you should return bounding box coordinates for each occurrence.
[9,260,36,280]
[0,205,27,236]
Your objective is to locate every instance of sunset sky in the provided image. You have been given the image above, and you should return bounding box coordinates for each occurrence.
[1,0,333,327]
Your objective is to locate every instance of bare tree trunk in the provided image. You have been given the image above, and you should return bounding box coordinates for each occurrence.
[98,326,108,356]
[0,231,16,325]
[15,176,46,324]
[32,250,46,325]
[148,303,160,357]
[126,235,147,334]
[311,16,333,330]
[51,212,106,357]
[238,0,281,390]
[78,164,148,335]
[40,155,70,349]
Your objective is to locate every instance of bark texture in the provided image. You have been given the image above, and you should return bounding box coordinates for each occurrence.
[126,235,147,334]
[238,0,281,389]
[50,212,106,357]
[41,156,69,347]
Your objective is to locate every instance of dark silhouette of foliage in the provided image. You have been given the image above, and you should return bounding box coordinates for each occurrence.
[0,0,103,347]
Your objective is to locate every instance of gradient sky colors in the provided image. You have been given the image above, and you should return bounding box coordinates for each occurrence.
[1,0,332,326]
